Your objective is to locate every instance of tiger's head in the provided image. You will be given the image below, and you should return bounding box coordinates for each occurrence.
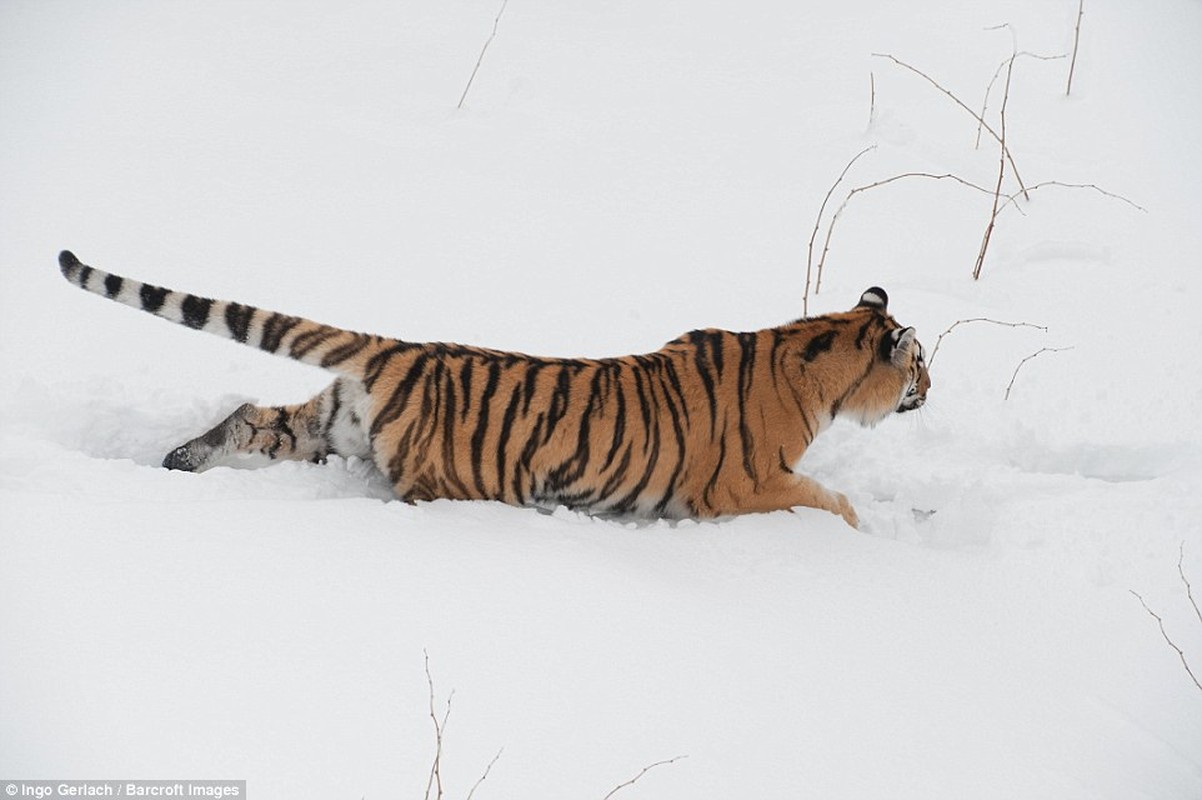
[831,287,930,426]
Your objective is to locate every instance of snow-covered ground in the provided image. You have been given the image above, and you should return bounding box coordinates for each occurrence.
[2,1,1201,797]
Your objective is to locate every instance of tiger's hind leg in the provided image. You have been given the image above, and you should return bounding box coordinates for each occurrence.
[162,378,371,473]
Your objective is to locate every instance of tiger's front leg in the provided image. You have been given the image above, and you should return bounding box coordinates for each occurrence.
[162,379,371,473]
[718,473,859,528]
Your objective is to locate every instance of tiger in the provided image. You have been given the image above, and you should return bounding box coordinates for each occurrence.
[57,250,929,527]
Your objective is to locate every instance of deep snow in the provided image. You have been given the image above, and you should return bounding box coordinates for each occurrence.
[2,1,1201,798]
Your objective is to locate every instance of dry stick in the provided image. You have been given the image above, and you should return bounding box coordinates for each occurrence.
[868,71,876,129]
[465,748,504,800]
[457,0,511,109]
[1004,346,1072,400]
[1131,590,1202,693]
[872,52,1030,201]
[601,756,688,800]
[1179,543,1202,628]
[973,53,1015,281]
[804,145,876,315]
[1067,0,1085,95]
[812,172,997,298]
[926,317,1047,369]
[976,51,1067,149]
[424,652,455,800]
[999,180,1147,215]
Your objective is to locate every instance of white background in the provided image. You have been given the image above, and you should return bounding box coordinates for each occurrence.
[2,1,1200,798]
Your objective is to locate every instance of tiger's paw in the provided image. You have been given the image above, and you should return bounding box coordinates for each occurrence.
[833,492,859,530]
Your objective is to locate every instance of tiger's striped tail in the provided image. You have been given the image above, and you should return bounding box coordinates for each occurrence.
[58,250,392,380]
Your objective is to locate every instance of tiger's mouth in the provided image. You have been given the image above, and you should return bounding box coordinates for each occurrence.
[896,384,925,413]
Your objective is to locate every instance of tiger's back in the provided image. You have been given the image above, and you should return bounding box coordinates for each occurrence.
[58,251,929,526]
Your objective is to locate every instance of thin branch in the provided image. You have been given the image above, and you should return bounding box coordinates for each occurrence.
[813,171,996,297]
[465,748,504,800]
[869,72,877,126]
[457,0,510,110]
[1004,346,1072,400]
[926,317,1047,369]
[872,52,1030,200]
[976,51,1067,149]
[1180,543,1202,628]
[424,651,454,800]
[601,756,688,800]
[804,146,876,314]
[999,181,1147,215]
[1131,590,1202,693]
[973,52,1015,281]
[1067,0,1085,96]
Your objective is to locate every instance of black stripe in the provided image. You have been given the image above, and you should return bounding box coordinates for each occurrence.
[595,444,633,504]
[611,410,661,515]
[514,414,546,503]
[322,381,344,438]
[78,266,94,289]
[701,421,728,511]
[541,365,573,443]
[736,332,758,481]
[631,366,653,451]
[326,335,377,372]
[259,313,301,353]
[547,367,604,491]
[140,284,168,312]
[803,330,837,362]
[180,295,212,329]
[660,357,690,426]
[363,341,418,388]
[831,360,878,418]
[709,330,725,376]
[854,318,874,349]
[458,359,474,422]
[370,352,432,437]
[521,361,547,415]
[104,274,123,298]
[439,365,470,497]
[469,361,503,497]
[651,367,687,515]
[225,303,254,342]
[290,327,339,358]
[495,384,524,498]
[689,331,719,435]
[601,366,627,472]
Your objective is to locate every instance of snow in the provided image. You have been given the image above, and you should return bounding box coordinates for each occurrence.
[2,1,1201,798]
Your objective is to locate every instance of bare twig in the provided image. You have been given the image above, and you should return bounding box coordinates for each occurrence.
[1004,346,1072,400]
[465,748,504,800]
[1131,590,1202,693]
[926,317,1047,369]
[1067,0,1085,95]
[457,0,510,110]
[973,52,1015,281]
[812,171,996,297]
[804,146,876,314]
[999,181,1147,215]
[601,756,688,800]
[1180,543,1202,628]
[976,51,1067,149]
[424,651,455,800]
[868,71,876,129]
[872,52,1030,200]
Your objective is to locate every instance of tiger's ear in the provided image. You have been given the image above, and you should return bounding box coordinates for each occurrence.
[881,326,916,366]
[857,287,889,311]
